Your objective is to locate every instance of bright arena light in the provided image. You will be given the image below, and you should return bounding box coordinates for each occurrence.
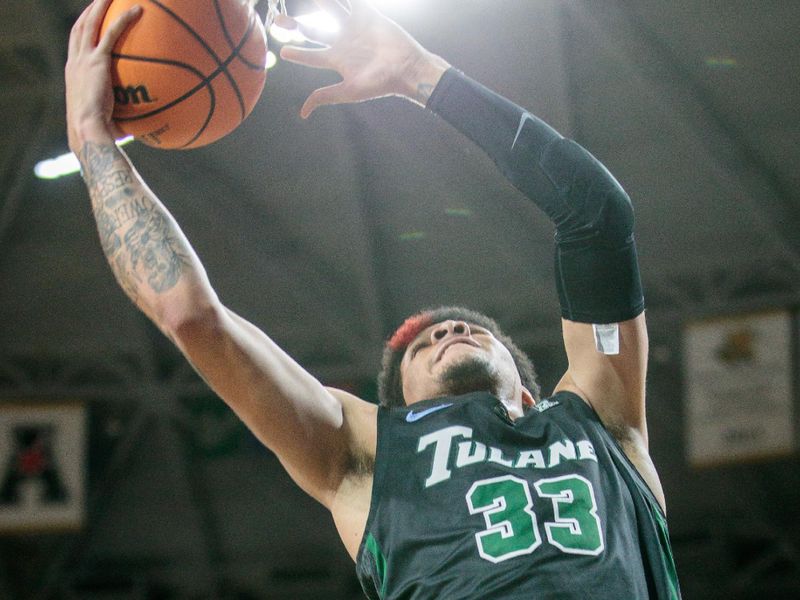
[294,11,340,33]
[266,50,278,69]
[34,152,81,180]
[371,0,420,14]
[269,1,413,45]
[269,23,305,44]
[34,136,134,180]
[269,10,340,47]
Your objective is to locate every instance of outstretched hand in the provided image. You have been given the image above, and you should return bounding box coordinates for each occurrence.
[279,0,449,118]
[65,0,141,151]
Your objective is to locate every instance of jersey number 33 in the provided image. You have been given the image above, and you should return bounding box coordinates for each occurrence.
[466,473,604,563]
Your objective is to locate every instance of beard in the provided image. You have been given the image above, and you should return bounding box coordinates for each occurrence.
[437,354,503,398]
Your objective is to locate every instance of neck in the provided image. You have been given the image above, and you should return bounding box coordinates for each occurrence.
[503,399,525,420]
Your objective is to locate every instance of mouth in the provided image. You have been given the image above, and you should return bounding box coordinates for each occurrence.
[434,337,481,363]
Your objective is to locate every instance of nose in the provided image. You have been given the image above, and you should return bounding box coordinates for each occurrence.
[431,320,471,343]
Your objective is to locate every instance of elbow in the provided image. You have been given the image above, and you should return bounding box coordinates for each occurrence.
[160,296,224,345]
[599,185,635,242]
[548,140,635,243]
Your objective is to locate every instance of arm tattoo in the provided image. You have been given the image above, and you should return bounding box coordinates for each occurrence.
[80,142,118,190]
[79,142,188,300]
[123,197,187,293]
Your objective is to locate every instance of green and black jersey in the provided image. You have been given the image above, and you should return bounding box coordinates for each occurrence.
[356,391,680,599]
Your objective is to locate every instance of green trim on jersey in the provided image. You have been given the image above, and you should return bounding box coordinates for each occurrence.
[653,506,681,600]
[365,532,387,598]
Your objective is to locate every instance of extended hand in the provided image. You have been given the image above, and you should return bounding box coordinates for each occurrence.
[279,0,449,118]
[65,0,141,151]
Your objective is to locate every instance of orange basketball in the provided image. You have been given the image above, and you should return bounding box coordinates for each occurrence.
[99,0,268,149]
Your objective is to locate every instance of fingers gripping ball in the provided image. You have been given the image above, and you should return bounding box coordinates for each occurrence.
[100,0,268,149]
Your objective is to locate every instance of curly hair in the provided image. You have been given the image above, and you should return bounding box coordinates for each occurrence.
[377,306,541,408]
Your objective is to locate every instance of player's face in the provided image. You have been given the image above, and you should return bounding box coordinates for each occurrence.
[399,320,530,418]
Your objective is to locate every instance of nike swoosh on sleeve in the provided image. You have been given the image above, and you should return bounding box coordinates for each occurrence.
[405,403,454,423]
[511,111,535,150]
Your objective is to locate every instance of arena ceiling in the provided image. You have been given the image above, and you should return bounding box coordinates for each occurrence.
[1,1,799,598]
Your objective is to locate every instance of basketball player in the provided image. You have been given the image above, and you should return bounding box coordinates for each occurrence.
[66,0,680,597]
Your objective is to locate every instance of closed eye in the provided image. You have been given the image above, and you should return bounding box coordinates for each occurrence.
[410,341,428,357]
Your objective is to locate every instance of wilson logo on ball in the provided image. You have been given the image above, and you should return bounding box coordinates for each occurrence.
[101,0,268,149]
[113,85,156,105]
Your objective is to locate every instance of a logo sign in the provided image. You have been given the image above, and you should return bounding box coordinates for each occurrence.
[0,403,86,532]
[1,425,68,505]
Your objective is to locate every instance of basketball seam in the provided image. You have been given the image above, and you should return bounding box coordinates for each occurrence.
[150,0,246,120]
[214,0,266,71]
[111,53,218,148]
[114,1,266,147]
[111,54,214,125]
[113,43,252,148]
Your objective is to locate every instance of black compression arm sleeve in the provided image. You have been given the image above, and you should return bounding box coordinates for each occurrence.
[427,68,644,323]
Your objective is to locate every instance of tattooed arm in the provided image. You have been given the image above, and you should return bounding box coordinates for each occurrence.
[65,0,376,510]
[64,1,190,323]
[76,138,375,504]
[78,142,194,323]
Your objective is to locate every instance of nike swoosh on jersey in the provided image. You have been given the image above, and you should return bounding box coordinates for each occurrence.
[405,403,454,423]
[511,111,535,150]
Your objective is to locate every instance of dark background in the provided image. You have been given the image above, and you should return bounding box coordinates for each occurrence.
[1,0,799,598]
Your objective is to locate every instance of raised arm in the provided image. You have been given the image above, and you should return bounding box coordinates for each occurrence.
[422,73,649,438]
[65,0,374,506]
[426,75,653,494]
[282,0,654,487]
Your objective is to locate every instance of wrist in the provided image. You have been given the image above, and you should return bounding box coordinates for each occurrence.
[68,118,116,155]
[401,50,450,107]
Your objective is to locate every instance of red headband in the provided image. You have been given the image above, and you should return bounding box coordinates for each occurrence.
[387,312,434,351]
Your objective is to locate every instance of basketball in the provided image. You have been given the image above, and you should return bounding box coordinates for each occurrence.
[99,0,268,149]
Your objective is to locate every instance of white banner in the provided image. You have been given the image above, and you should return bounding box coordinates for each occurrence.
[683,310,795,467]
[0,403,86,533]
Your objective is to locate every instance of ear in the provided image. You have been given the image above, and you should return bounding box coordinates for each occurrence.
[521,386,535,408]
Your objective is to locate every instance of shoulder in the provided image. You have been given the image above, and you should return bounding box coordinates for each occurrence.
[326,387,378,467]
[325,388,378,559]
